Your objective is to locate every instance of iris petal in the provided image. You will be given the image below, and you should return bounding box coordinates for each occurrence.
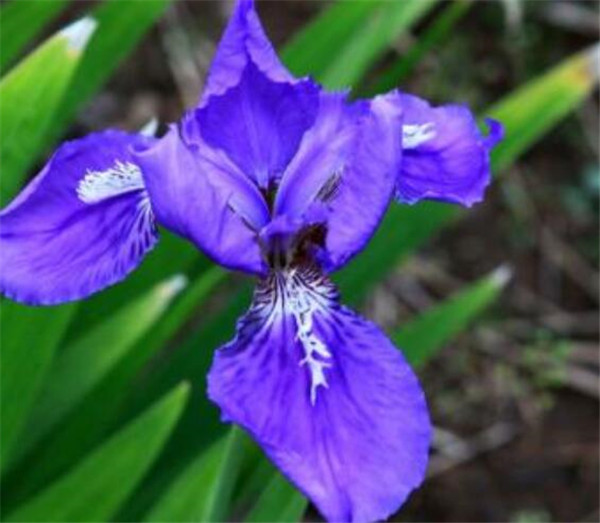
[323,95,402,270]
[0,130,157,305]
[135,126,267,275]
[196,61,319,188]
[201,0,295,104]
[390,92,503,207]
[274,95,402,272]
[208,268,431,523]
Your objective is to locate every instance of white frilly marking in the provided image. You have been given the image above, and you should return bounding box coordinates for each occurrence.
[403,122,436,149]
[284,270,333,406]
[77,160,146,204]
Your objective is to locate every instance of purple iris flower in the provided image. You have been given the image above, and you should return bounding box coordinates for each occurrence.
[0,1,503,521]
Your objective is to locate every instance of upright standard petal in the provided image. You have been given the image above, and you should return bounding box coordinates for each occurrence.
[0,131,158,305]
[391,92,503,207]
[201,0,295,103]
[274,95,402,272]
[135,125,267,275]
[208,267,431,523]
[196,61,319,188]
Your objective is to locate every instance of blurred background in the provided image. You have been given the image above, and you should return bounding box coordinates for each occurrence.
[0,1,598,522]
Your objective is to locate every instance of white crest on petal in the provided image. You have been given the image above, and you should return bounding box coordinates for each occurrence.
[77,160,146,204]
[403,122,436,149]
[246,267,337,406]
[277,268,335,405]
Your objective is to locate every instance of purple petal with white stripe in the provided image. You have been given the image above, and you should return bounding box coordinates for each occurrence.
[0,130,157,305]
[391,92,503,207]
[208,267,431,523]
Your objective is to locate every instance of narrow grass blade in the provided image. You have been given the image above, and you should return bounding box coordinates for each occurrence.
[144,438,227,522]
[0,301,75,471]
[0,16,96,206]
[282,0,380,78]
[367,0,472,95]
[489,44,600,171]
[245,472,307,523]
[112,285,252,521]
[396,266,512,367]
[41,0,171,154]
[18,275,187,460]
[199,426,248,522]
[282,0,437,90]
[0,0,68,73]
[0,268,225,512]
[145,427,247,522]
[319,0,437,89]
[6,382,189,523]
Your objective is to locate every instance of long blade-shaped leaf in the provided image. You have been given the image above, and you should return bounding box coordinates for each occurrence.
[0,301,75,471]
[17,275,187,461]
[0,0,68,73]
[283,0,436,89]
[144,438,227,522]
[0,17,96,206]
[245,473,307,523]
[366,0,472,95]
[42,0,171,153]
[1,268,225,511]
[281,1,381,78]
[489,44,600,171]
[6,382,189,523]
[396,266,512,367]
[319,0,437,89]
[145,427,247,522]
[200,427,248,522]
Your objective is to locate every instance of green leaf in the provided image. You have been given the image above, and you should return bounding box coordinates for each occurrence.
[6,382,189,523]
[0,267,225,512]
[144,438,227,522]
[42,0,171,157]
[366,0,472,95]
[245,472,306,523]
[112,284,252,521]
[199,426,247,522]
[283,0,437,89]
[18,275,188,462]
[489,44,600,171]
[281,1,380,78]
[396,266,512,367]
[0,301,75,471]
[319,0,437,89]
[145,427,247,522]
[0,17,96,206]
[0,0,68,73]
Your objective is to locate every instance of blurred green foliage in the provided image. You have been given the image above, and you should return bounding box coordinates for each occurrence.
[0,0,597,521]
